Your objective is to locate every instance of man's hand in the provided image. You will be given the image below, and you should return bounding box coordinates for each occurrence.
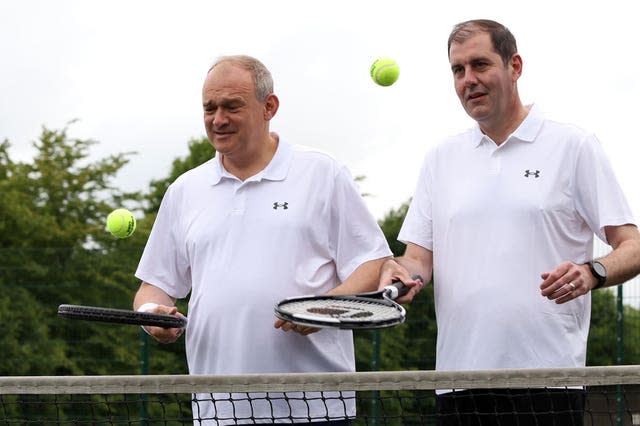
[379,258,425,304]
[274,318,320,336]
[540,261,596,304]
[140,304,186,344]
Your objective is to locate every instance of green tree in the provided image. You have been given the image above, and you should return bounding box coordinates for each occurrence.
[587,289,618,365]
[0,123,147,375]
[587,288,640,366]
[623,303,640,364]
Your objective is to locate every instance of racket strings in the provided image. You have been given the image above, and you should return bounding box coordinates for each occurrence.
[279,298,401,322]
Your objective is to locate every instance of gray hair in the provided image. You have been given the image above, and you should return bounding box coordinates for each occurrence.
[208,55,274,102]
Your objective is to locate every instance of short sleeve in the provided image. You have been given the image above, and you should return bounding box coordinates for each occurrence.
[398,151,434,251]
[573,134,636,243]
[135,184,192,299]
[329,165,392,282]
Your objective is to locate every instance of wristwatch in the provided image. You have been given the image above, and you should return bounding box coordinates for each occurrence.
[586,260,607,289]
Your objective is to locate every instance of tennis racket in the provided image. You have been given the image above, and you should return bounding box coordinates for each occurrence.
[274,275,423,330]
[57,304,187,328]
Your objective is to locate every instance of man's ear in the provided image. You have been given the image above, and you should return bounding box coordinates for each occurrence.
[510,53,523,82]
[263,93,279,120]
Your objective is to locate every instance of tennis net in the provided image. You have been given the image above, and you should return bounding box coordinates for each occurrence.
[1,365,639,425]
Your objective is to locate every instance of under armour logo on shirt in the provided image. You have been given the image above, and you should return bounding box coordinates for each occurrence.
[273,202,289,210]
[524,169,541,178]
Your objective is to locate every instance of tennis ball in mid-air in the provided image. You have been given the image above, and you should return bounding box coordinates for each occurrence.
[370,57,400,86]
[106,208,136,238]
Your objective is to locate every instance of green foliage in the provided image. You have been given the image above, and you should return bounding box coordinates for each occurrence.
[623,303,640,363]
[0,287,70,376]
[587,289,618,365]
[0,123,151,376]
[587,289,640,365]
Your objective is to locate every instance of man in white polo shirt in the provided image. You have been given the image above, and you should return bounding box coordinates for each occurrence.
[379,19,640,426]
[133,55,398,425]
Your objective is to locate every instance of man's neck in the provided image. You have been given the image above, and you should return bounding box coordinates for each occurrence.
[481,103,530,146]
[222,134,279,181]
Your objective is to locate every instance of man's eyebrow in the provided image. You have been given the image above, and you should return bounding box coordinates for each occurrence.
[204,96,245,107]
[450,55,490,68]
[203,100,215,107]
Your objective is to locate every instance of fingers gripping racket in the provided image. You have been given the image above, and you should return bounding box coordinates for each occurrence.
[274,275,423,330]
[57,304,187,328]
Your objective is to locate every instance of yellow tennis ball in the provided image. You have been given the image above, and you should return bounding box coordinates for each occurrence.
[370,57,400,86]
[106,208,136,238]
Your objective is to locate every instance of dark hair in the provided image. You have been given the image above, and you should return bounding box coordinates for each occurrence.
[208,55,274,102]
[448,19,518,65]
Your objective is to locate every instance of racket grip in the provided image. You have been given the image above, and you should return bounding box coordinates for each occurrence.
[386,275,423,299]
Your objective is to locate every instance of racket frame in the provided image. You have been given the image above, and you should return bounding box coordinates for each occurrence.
[274,290,407,330]
[274,275,422,330]
[57,304,187,328]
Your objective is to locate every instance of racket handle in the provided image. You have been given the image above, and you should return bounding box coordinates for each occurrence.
[385,275,423,299]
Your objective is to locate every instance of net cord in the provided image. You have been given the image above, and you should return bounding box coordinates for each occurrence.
[1,365,639,395]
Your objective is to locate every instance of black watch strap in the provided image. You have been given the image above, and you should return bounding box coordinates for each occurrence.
[586,260,607,289]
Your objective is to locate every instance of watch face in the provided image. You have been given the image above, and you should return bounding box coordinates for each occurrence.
[593,261,607,278]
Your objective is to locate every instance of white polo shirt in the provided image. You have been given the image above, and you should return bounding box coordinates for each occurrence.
[399,105,635,372]
[136,140,391,423]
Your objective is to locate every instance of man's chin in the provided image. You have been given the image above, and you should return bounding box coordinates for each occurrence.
[464,104,490,122]
[211,137,234,151]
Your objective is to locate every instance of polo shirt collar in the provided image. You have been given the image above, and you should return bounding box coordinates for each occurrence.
[255,139,292,182]
[208,139,293,185]
[472,104,544,147]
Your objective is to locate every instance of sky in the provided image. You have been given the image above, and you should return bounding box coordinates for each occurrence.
[1,0,638,225]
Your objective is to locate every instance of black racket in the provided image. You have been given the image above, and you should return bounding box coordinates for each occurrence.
[57,304,187,328]
[274,275,423,330]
